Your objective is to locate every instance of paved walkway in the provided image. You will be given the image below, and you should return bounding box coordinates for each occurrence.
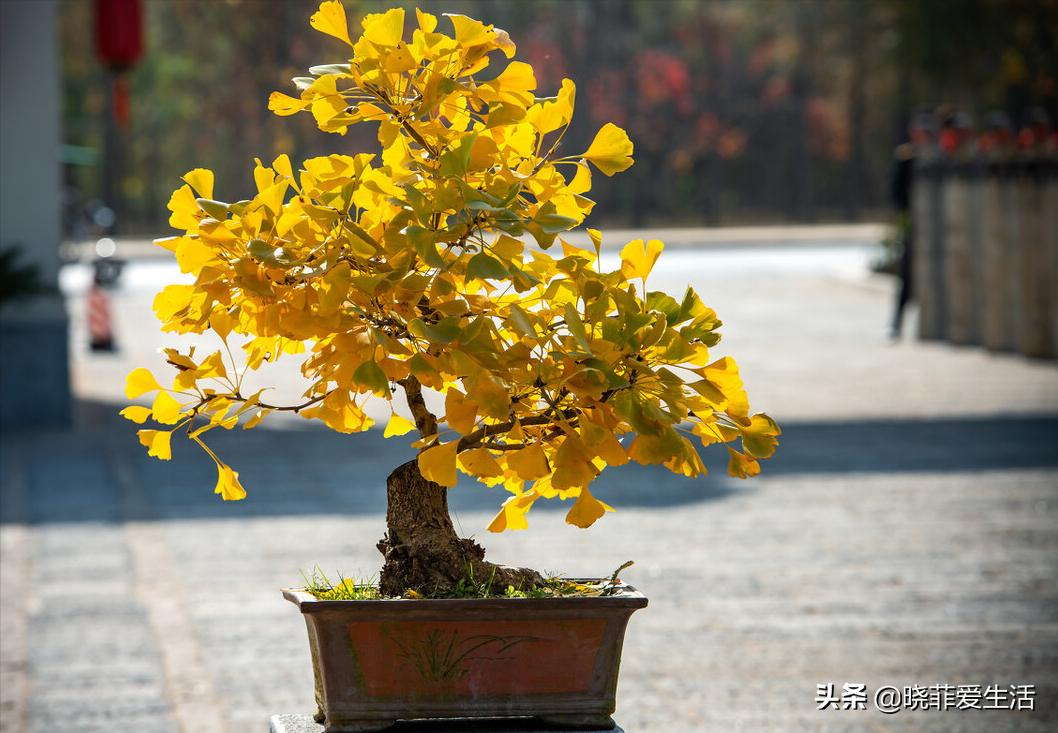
[3,232,1057,733]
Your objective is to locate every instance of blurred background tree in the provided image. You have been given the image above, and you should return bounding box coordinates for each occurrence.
[59,0,1058,236]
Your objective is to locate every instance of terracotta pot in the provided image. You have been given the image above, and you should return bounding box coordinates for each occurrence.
[282,584,647,732]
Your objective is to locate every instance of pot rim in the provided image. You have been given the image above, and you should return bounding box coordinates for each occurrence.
[282,581,648,612]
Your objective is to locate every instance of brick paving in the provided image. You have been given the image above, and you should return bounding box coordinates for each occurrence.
[3,229,1057,732]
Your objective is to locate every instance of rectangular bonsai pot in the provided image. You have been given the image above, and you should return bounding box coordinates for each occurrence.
[282,585,648,732]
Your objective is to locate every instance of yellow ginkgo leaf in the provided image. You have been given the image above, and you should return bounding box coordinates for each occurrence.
[151,390,185,425]
[480,61,536,107]
[383,42,418,74]
[197,351,227,380]
[582,122,634,176]
[167,185,200,232]
[446,13,493,48]
[445,389,478,435]
[243,410,269,429]
[468,375,508,420]
[125,368,162,399]
[418,441,459,487]
[175,237,214,275]
[486,490,540,532]
[741,413,781,459]
[310,0,353,46]
[550,435,598,492]
[138,429,172,460]
[564,486,614,528]
[120,406,153,424]
[268,91,311,116]
[727,447,761,479]
[362,7,404,47]
[272,153,294,182]
[458,446,503,478]
[153,284,197,326]
[153,236,179,253]
[581,421,628,467]
[527,78,575,135]
[415,8,437,34]
[698,357,750,417]
[214,462,247,501]
[383,413,416,438]
[208,308,232,340]
[620,238,664,282]
[507,443,549,481]
[181,168,214,199]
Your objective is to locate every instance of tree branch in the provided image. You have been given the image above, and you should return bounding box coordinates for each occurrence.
[255,393,329,413]
[400,375,438,438]
[456,411,577,452]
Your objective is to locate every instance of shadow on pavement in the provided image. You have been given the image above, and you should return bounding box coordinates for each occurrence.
[1,400,1054,525]
[769,414,1058,474]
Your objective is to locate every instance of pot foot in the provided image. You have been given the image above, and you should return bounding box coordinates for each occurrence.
[321,719,397,733]
[539,713,617,730]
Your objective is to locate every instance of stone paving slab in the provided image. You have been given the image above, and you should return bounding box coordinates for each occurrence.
[3,240,1058,733]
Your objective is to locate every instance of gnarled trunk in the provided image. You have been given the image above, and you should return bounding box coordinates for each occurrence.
[376,459,542,597]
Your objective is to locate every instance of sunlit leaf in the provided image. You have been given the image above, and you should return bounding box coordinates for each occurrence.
[587,228,603,260]
[182,169,214,199]
[508,443,549,481]
[468,375,508,420]
[214,461,247,500]
[458,446,503,478]
[487,490,539,532]
[581,421,628,466]
[408,317,462,344]
[741,414,781,459]
[445,13,493,47]
[120,406,153,424]
[125,368,162,399]
[465,252,509,281]
[727,447,761,479]
[310,0,353,46]
[620,238,664,281]
[445,389,478,435]
[352,360,389,395]
[208,308,232,340]
[418,442,459,487]
[269,92,310,116]
[138,429,172,460]
[151,390,186,425]
[582,123,634,176]
[551,435,598,491]
[565,486,614,528]
[362,7,405,47]
[384,413,416,438]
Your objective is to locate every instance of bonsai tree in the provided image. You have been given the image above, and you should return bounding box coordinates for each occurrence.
[123,2,779,597]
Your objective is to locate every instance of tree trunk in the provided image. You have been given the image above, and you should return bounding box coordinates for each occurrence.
[376,459,543,597]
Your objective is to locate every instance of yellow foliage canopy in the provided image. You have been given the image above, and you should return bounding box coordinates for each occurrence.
[125,2,777,532]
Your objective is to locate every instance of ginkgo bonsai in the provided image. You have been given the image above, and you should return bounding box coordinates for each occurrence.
[123,2,779,598]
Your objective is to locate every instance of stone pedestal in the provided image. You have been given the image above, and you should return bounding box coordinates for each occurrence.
[269,713,626,733]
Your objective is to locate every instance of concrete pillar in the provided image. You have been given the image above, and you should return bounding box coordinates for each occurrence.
[979,168,1015,351]
[1017,158,1057,359]
[943,168,975,344]
[913,155,947,341]
[0,0,71,429]
[966,167,985,345]
[1049,162,1058,360]
[1014,163,1038,357]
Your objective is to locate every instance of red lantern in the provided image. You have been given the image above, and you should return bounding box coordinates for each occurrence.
[94,0,143,128]
[94,0,144,71]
